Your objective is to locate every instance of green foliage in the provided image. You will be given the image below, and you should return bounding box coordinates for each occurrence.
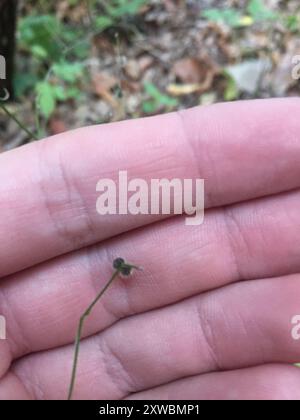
[223,71,239,102]
[247,0,278,21]
[19,15,63,61]
[19,13,88,61]
[52,62,84,83]
[17,10,88,121]
[36,75,82,120]
[16,1,149,122]
[17,14,82,86]
[202,8,245,28]
[36,82,57,119]
[103,0,146,20]
[95,15,115,31]
[202,0,278,28]
[94,0,147,31]
[143,83,178,114]
[14,73,39,99]
[284,15,300,32]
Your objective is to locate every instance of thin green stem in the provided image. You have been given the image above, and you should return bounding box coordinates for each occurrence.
[68,259,141,401]
[68,269,120,400]
[0,103,38,141]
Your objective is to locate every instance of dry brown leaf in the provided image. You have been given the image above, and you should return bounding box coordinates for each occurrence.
[169,56,218,95]
[93,35,114,53]
[92,72,119,108]
[138,55,154,73]
[172,58,206,84]
[49,118,67,135]
[172,56,219,89]
[124,59,142,81]
[121,79,140,93]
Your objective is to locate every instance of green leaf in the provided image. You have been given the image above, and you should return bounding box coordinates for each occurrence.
[18,15,62,61]
[14,73,38,98]
[53,85,68,101]
[284,15,300,32]
[144,82,163,101]
[144,83,178,111]
[105,0,146,19]
[143,101,156,114]
[36,82,56,119]
[95,16,114,31]
[202,9,224,23]
[64,86,81,99]
[203,2,278,27]
[123,0,147,15]
[52,62,84,83]
[202,8,243,28]
[247,0,277,21]
[31,45,49,59]
[223,72,239,101]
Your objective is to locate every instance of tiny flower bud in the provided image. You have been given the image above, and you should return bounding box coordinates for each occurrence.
[113,257,125,270]
[120,265,133,277]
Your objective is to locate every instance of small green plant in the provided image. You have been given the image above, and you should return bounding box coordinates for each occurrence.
[202,0,278,28]
[143,83,178,114]
[284,14,300,33]
[246,0,278,21]
[97,0,147,27]
[12,1,150,127]
[202,8,248,28]
[36,62,84,120]
[18,12,89,61]
[16,1,148,122]
[68,258,142,401]
[17,13,89,121]
[18,14,63,62]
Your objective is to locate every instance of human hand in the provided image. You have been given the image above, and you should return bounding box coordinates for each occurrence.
[1,98,300,400]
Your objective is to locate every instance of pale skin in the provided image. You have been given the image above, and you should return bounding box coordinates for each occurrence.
[1,98,300,400]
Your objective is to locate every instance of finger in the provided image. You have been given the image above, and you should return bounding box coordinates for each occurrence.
[0,340,11,379]
[1,98,300,276]
[128,365,300,400]
[3,188,300,357]
[0,372,31,400]
[11,275,300,400]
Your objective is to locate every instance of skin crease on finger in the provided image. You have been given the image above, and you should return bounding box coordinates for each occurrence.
[1,99,300,400]
[3,274,300,400]
[127,365,300,401]
[1,187,300,361]
[0,99,300,278]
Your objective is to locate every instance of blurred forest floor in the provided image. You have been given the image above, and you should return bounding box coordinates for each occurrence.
[1,0,300,151]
